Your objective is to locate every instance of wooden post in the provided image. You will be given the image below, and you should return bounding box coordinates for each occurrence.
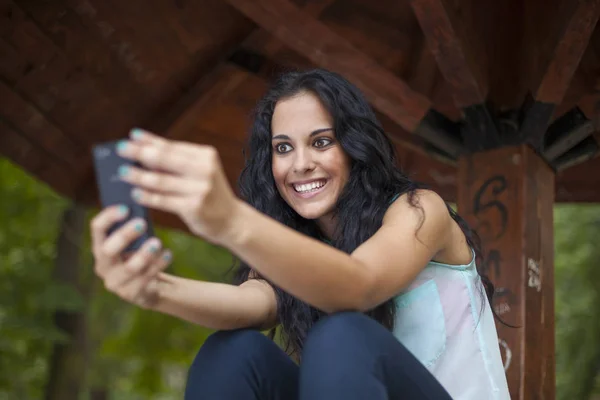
[457,145,555,399]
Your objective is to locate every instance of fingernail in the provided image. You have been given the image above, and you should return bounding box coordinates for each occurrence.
[130,128,144,140]
[131,188,142,201]
[118,205,129,216]
[116,140,128,153]
[149,241,160,253]
[134,220,146,232]
[163,250,172,261]
[118,165,129,177]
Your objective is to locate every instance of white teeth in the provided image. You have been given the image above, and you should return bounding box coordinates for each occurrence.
[294,180,325,193]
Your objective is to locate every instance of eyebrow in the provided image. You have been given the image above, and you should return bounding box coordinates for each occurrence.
[272,127,333,141]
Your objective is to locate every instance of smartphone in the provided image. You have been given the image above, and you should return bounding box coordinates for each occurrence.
[92,140,154,252]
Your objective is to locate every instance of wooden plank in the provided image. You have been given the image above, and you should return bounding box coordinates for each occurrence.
[1,1,132,145]
[409,0,501,151]
[408,0,486,107]
[520,0,600,148]
[534,1,600,105]
[545,120,595,161]
[154,0,453,169]
[0,81,86,172]
[148,64,252,134]
[457,145,555,399]
[222,0,432,133]
[317,0,414,75]
[0,118,76,197]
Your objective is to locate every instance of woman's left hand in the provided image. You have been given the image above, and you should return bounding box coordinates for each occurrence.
[117,128,241,245]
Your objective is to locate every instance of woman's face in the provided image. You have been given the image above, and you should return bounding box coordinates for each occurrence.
[271,91,350,226]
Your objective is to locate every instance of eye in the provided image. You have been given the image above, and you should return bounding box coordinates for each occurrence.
[314,137,332,148]
[274,143,293,154]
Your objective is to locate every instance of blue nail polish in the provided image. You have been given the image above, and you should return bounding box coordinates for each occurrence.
[130,128,144,140]
[116,140,128,153]
[132,188,142,201]
[118,205,128,215]
[149,244,158,253]
[163,251,172,261]
[118,165,129,177]
[134,222,145,232]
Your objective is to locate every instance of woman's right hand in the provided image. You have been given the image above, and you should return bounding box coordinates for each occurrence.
[91,205,172,309]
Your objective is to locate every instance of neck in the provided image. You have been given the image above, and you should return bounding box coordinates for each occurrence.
[316,213,337,240]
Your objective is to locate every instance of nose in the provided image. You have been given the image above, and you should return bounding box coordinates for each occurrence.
[292,148,316,173]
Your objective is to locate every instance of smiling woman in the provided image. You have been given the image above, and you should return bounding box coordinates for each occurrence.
[90,69,510,400]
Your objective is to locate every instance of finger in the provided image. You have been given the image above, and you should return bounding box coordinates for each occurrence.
[130,187,198,214]
[102,218,148,257]
[102,239,161,295]
[118,164,204,194]
[91,205,129,251]
[131,249,173,307]
[116,138,218,177]
[124,237,162,273]
[129,128,169,146]
[129,128,201,159]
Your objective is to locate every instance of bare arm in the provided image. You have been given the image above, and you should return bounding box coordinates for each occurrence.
[223,190,456,313]
[150,272,278,331]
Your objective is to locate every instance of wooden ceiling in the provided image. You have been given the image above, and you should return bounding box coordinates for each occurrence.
[1,0,600,229]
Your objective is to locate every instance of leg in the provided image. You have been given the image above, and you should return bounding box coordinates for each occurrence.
[185,329,299,400]
[299,312,452,400]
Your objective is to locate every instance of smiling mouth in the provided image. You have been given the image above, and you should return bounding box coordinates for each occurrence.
[292,179,327,194]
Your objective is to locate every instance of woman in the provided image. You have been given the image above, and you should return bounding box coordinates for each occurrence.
[91,69,510,399]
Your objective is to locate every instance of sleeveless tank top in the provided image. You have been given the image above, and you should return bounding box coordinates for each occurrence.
[388,195,511,399]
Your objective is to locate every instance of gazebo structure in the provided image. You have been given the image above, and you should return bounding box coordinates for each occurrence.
[2,0,600,397]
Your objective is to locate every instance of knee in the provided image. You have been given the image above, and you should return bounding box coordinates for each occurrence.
[189,329,272,373]
[303,311,371,356]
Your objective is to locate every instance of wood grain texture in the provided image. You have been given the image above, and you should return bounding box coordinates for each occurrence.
[457,146,555,399]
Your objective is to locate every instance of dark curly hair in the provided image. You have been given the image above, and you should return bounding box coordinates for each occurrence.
[234,68,494,357]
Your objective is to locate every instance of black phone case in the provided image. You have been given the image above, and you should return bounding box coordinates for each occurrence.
[92,140,154,252]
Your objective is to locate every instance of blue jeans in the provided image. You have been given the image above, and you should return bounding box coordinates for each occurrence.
[185,312,452,399]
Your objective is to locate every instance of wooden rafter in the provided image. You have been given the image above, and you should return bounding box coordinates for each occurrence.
[521,0,600,149]
[409,0,486,108]
[149,0,456,166]
[222,0,435,133]
[409,0,501,151]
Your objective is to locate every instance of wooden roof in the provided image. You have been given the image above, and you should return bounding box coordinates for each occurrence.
[2,0,600,229]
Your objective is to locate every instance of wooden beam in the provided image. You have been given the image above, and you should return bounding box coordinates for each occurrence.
[544,107,595,161]
[147,64,252,134]
[0,80,87,174]
[458,146,555,399]
[0,118,76,197]
[552,135,599,171]
[520,0,600,149]
[409,0,502,151]
[409,0,486,108]
[221,0,432,134]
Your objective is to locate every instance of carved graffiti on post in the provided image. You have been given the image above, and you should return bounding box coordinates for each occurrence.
[471,174,516,371]
[461,147,554,398]
[527,258,542,292]
[472,176,508,240]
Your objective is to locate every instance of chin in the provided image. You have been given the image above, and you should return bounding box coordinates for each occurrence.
[295,207,327,220]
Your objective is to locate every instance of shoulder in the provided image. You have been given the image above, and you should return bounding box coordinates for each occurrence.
[384,189,452,231]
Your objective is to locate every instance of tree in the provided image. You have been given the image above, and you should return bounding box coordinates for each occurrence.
[555,204,600,400]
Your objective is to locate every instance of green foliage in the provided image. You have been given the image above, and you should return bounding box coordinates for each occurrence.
[0,158,72,399]
[555,204,600,400]
[0,157,234,399]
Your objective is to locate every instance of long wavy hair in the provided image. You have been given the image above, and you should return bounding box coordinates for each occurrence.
[234,68,494,357]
